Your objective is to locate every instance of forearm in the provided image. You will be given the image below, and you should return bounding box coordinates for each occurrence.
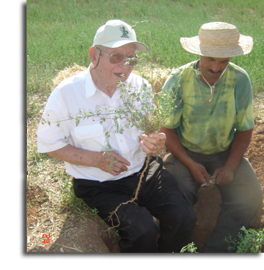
[225,129,253,170]
[160,126,195,170]
[48,144,131,176]
[48,144,100,167]
[160,126,210,184]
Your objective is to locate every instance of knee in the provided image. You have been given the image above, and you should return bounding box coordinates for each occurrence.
[244,180,263,212]
[250,186,263,213]
[179,206,197,227]
[134,216,160,241]
[169,204,197,229]
[235,159,263,210]
[119,216,159,252]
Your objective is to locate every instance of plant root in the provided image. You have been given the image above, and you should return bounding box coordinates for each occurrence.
[107,155,150,229]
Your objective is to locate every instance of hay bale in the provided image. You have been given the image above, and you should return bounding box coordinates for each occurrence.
[52,64,172,93]
[52,63,86,90]
[134,66,172,92]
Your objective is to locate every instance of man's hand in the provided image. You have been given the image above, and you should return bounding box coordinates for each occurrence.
[139,132,166,155]
[48,145,131,177]
[96,151,131,176]
[188,162,210,185]
[211,165,234,186]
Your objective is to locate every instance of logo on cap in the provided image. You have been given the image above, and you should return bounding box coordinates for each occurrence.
[120,26,129,38]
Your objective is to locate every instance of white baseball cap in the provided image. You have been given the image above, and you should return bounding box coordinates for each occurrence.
[92,19,148,51]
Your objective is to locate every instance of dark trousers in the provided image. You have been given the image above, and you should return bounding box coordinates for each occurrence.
[163,148,263,253]
[74,156,196,253]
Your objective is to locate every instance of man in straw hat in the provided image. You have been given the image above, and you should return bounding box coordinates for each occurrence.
[37,19,196,253]
[160,22,262,252]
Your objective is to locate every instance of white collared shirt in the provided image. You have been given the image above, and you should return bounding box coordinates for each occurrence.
[37,65,150,181]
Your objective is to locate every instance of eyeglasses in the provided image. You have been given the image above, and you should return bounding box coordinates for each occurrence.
[95,46,138,66]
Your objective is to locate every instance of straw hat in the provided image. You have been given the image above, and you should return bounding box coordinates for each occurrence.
[92,19,148,51]
[180,22,253,58]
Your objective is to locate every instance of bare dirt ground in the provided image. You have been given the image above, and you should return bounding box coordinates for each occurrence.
[26,69,264,253]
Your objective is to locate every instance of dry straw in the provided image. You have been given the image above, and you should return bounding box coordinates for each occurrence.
[52,63,171,92]
[52,63,87,89]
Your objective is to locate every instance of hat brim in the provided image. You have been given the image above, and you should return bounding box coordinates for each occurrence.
[94,40,148,51]
[180,35,253,58]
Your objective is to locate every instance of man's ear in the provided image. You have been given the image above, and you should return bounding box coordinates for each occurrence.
[89,47,97,64]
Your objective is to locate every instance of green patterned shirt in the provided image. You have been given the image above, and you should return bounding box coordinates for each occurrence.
[163,60,254,154]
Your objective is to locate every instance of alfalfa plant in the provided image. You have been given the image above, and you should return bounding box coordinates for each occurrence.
[107,79,180,227]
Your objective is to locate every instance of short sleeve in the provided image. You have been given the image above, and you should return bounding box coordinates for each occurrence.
[234,71,255,131]
[162,72,183,129]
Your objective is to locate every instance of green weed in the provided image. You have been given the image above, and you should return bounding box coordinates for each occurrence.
[180,242,198,253]
[181,227,264,253]
[225,226,264,253]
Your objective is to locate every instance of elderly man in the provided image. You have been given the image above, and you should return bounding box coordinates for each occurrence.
[37,19,196,253]
[160,22,262,253]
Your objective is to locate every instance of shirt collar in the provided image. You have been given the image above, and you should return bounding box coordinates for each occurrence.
[85,64,134,100]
